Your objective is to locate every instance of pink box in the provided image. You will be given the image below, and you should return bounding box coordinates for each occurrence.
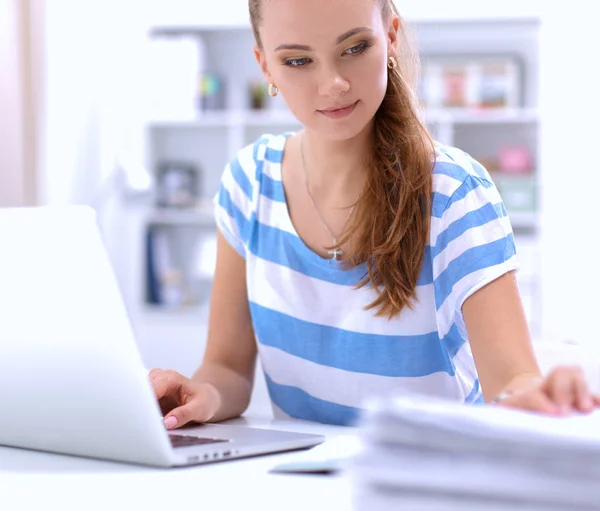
[498,146,533,173]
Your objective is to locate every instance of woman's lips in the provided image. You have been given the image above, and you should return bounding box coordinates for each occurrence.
[318,101,358,119]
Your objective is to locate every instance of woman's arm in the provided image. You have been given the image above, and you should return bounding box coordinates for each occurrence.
[463,271,596,414]
[150,230,258,428]
[191,230,258,421]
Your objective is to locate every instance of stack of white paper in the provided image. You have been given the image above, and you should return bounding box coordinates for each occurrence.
[347,395,600,510]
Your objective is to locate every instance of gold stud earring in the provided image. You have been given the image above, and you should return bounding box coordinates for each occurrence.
[388,56,398,70]
[268,84,279,97]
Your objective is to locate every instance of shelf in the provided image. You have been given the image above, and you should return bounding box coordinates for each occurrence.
[508,211,538,230]
[242,110,300,127]
[150,24,251,36]
[148,109,300,130]
[149,108,537,130]
[148,113,230,128]
[144,303,209,318]
[146,206,215,227]
[424,107,539,125]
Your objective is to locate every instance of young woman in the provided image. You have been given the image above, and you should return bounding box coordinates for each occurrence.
[150,0,597,427]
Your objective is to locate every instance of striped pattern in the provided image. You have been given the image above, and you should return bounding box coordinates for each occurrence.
[213,133,517,426]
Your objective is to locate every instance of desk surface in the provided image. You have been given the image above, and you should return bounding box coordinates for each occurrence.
[0,416,354,511]
[0,416,577,511]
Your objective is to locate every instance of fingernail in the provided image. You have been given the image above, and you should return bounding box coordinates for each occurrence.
[164,416,177,429]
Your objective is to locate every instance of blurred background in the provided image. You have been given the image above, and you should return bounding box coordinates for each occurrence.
[2,0,600,411]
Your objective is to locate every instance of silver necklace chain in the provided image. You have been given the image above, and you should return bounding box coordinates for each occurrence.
[300,133,356,261]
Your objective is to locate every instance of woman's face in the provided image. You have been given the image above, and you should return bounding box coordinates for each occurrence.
[254,0,398,141]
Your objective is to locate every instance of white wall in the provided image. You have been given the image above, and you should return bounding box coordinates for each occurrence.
[41,0,144,206]
[145,0,543,27]
[538,5,600,349]
[40,1,152,289]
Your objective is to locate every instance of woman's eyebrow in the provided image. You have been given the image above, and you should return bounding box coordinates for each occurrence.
[336,26,373,44]
[273,26,373,52]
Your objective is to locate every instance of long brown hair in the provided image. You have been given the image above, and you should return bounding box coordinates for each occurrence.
[249,0,435,319]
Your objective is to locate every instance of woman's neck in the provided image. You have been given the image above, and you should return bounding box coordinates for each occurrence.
[300,128,371,198]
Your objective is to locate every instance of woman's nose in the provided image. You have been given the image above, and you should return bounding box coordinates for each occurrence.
[319,70,351,98]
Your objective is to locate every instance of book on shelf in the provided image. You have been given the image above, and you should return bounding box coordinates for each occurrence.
[145,224,216,310]
[145,226,186,308]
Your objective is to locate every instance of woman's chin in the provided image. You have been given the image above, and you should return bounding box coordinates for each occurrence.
[310,116,375,142]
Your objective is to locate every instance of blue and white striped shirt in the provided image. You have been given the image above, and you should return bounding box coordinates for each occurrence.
[214,132,517,426]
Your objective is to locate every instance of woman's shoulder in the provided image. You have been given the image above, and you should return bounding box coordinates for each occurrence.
[431,143,495,199]
[229,132,293,172]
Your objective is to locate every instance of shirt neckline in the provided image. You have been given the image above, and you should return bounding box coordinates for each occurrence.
[269,132,361,272]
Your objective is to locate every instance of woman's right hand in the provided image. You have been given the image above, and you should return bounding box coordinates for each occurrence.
[149,368,222,430]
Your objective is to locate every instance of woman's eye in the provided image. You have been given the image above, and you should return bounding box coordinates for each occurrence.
[284,58,311,68]
[344,43,367,56]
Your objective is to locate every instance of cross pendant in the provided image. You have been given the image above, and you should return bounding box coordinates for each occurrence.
[328,247,342,261]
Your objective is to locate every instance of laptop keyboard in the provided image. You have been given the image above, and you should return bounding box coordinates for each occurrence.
[169,434,228,448]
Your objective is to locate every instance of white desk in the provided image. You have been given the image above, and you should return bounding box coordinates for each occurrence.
[0,416,582,511]
[0,416,354,511]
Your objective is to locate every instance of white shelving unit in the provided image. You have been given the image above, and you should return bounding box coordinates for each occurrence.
[130,16,542,373]
[146,105,540,220]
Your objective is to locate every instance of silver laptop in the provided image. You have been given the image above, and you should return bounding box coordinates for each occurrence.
[0,205,324,467]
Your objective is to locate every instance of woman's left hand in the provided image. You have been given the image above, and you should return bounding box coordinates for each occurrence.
[495,366,600,416]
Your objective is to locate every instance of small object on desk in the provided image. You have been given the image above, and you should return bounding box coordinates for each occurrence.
[270,434,363,474]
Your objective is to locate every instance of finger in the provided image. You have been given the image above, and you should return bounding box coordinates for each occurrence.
[164,402,194,430]
[148,368,163,380]
[164,384,220,430]
[164,401,208,430]
[573,373,594,413]
[500,391,560,415]
[544,367,580,413]
[158,395,180,416]
[151,372,184,401]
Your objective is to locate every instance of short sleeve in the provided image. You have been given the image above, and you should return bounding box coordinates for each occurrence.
[431,172,518,338]
[213,141,262,259]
